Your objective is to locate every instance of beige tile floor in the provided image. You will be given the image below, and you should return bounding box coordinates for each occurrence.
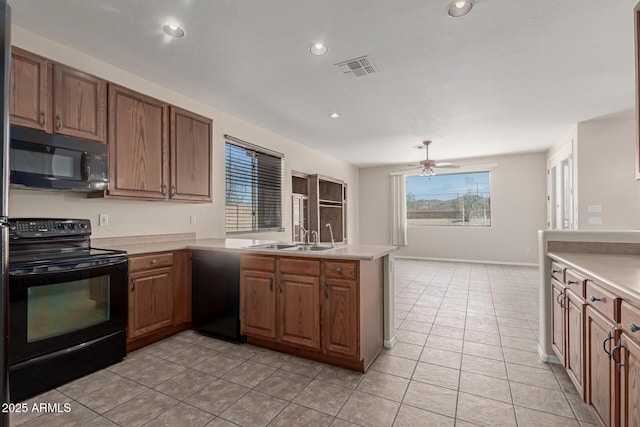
[11,259,596,426]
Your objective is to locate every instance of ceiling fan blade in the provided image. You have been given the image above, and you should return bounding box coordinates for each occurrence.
[433,162,460,168]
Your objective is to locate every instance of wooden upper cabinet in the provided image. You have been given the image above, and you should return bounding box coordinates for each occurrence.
[54,64,106,142]
[170,106,212,202]
[10,47,51,132]
[108,84,169,199]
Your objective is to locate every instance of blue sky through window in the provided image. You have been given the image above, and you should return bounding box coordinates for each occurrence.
[407,172,490,201]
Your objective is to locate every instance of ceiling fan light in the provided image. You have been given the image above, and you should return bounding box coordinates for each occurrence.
[448,0,473,17]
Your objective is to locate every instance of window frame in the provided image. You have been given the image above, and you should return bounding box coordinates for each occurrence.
[405,169,492,228]
[225,135,285,234]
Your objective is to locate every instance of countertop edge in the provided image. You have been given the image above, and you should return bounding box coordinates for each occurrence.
[548,252,640,307]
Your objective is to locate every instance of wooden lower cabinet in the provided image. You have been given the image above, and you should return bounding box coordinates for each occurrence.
[323,277,358,358]
[127,250,191,351]
[620,332,640,427]
[566,289,586,397]
[551,279,566,362]
[279,274,320,349]
[128,267,173,339]
[240,269,277,339]
[240,254,382,371]
[585,305,619,427]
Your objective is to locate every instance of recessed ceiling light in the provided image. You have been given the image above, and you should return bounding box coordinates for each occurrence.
[448,0,473,17]
[162,24,186,38]
[309,42,328,56]
[328,112,340,119]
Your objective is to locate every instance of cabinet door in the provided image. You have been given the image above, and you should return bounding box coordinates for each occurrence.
[54,64,106,142]
[128,267,173,339]
[10,47,51,132]
[323,278,358,358]
[620,333,640,427]
[551,280,566,362]
[566,290,585,397]
[240,270,276,339]
[170,107,212,201]
[108,84,169,199]
[585,306,618,427]
[278,274,320,349]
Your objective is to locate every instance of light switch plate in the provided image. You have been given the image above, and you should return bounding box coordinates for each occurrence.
[190,215,197,225]
[99,214,109,226]
[588,217,603,225]
[588,205,602,213]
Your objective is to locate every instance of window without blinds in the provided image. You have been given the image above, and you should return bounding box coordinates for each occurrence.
[225,138,283,233]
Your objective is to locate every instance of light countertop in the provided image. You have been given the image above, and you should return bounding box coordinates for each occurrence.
[95,237,397,261]
[548,252,640,306]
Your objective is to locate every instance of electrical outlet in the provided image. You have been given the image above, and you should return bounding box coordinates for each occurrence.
[99,214,109,226]
[190,215,197,225]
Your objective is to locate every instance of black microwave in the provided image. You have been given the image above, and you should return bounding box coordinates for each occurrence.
[9,126,109,192]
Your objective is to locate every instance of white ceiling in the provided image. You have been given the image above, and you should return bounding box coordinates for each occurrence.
[10,0,638,167]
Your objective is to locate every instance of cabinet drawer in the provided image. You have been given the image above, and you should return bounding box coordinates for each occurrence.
[550,261,565,283]
[241,255,276,272]
[279,258,320,276]
[620,300,640,338]
[324,261,357,279]
[565,269,586,298]
[129,253,174,272]
[585,280,620,323]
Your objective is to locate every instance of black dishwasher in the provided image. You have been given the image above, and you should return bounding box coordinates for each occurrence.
[191,250,245,342]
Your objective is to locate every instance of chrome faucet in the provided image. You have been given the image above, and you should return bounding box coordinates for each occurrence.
[300,226,309,245]
[311,230,319,246]
[325,223,335,248]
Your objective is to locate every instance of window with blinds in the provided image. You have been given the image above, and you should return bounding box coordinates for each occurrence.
[225,136,284,233]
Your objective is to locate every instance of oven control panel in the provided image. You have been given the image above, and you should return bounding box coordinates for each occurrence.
[9,218,91,238]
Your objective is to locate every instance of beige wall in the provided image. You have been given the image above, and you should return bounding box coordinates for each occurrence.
[575,115,640,230]
[359,152,547,264]
[9,27,359,242]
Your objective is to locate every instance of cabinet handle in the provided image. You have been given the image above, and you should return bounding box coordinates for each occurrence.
[567,280,578,285]
[556,293,566,309]
[131,279,136,292]
[161,185,167,195]
[324,281,329,298]
[40,112,46,126]
[278,278,283,293]
[552,269,561,274]
[590,296,603,303]
[336,267,341,273]
[56,114,61,130]
[603,331,614,359]
[269,278,273,292]
[151,259,158,265]
[612,339,625,371]
[631,323,640,333]
[171,186,176,196]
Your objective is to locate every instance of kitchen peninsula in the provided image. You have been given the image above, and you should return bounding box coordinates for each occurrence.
[94,234,397,372]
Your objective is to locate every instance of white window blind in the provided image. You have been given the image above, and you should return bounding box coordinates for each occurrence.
[225,135,284,233]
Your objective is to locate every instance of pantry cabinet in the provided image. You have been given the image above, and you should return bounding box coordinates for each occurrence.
[10,47,107,142]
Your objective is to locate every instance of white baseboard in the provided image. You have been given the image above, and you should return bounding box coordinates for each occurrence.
[395,255,538,267]
[384,336,397,349]
[538,345,562,364]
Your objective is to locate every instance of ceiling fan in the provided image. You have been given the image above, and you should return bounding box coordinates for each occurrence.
[418,140,459,176]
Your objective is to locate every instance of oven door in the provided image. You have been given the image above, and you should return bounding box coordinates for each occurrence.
[8,256,128,365]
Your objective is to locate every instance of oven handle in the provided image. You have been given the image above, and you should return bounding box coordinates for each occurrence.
[9,257,128,277]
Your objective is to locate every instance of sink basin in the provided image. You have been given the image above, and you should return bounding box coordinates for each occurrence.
[294,244,334,251]
[248,243,298,250]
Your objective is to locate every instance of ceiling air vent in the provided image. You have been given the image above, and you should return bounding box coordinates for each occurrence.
[336,56,377,78]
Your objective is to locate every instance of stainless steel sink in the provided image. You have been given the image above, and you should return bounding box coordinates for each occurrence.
[248,243,298,250]
[294,244,334,251]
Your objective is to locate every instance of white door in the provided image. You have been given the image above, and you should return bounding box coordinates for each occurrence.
[548,145,574,230]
